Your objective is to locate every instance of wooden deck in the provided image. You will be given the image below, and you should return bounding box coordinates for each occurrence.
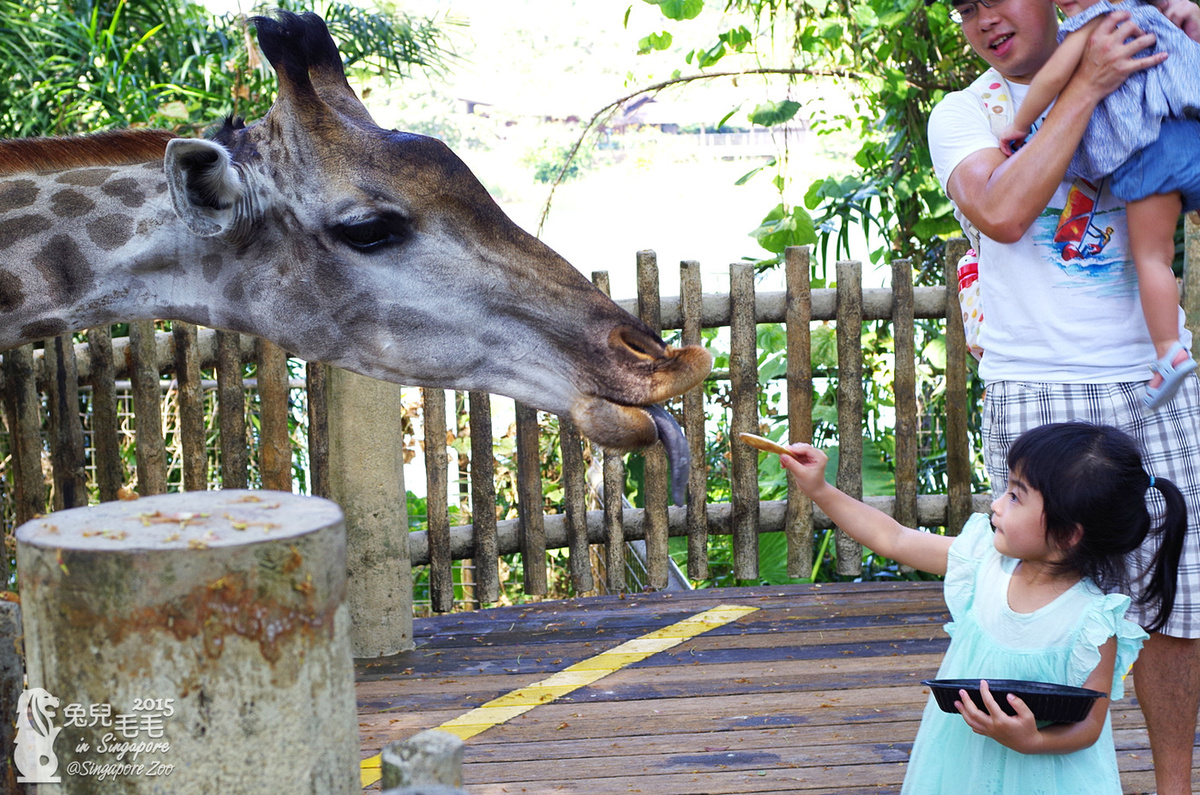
[355,582,1194,794]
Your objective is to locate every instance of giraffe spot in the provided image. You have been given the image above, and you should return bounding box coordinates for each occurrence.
[202,254,223,282]
[56,168,115,187]
[33,235,93,305]
[21,319,68,339]
[50,189,97,218]
[0,213,52,250]
[0,269,24,312]
[223,276,245,303]
[100,177,146,208]
[0,179,38,209]
[86,213,135,251]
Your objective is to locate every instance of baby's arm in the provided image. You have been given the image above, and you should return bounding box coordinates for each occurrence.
[1001,20,1105,153]
[780,444,953,575]
[1157,0,1200,42]
[957,637,1117,754]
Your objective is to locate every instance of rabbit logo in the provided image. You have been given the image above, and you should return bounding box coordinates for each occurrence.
[13,687,62,783]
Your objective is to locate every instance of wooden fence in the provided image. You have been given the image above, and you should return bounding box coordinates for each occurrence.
[4,229,1197,625]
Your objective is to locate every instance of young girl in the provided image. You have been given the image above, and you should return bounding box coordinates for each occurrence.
[997,0,1200,410]
[779,422,1187,794]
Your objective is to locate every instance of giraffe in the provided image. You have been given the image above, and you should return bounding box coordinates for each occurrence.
[0,11,710,477]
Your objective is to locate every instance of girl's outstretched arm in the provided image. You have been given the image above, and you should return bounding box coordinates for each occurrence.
[781,444,953,575]
[957,637,1117,754]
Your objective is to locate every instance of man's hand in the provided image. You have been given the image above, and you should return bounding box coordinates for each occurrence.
[1078,10,1167,99]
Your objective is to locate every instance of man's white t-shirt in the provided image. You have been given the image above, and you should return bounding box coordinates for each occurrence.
[928,79,1190,384]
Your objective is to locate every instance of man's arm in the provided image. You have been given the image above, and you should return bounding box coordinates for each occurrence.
[947,12,1165,242]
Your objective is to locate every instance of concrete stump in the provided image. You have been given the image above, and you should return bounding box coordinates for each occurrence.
[15,490,357,794]
[380,730,464,790]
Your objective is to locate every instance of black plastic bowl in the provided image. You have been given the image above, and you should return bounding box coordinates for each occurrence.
[921,678,1105,724]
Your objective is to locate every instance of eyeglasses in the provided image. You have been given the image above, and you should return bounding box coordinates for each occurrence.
[949,0,1010,24]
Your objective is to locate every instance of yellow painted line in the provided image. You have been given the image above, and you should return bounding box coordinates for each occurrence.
[360,603,758,788]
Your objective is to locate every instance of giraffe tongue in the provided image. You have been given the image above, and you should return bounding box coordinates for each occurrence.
[646,404,690,507]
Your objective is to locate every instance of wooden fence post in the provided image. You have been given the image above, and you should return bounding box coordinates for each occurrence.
[681,261,708,581]
[945,239,973,534]
[636,250,670,589]
[835,261,865,577]
[326,367,413,656]
[593,272,626,593]
[729,262,759,580]
[16,491,358,793]
[784,246,814,578]
[1184,214,1199,338]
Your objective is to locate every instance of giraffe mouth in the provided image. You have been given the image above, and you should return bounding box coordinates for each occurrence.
[569,399,691,506]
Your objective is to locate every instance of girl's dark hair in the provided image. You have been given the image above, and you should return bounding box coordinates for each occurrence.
[1007,422,1187,633]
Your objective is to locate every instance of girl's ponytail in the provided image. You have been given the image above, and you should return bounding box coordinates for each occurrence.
[1140,476,1188,634]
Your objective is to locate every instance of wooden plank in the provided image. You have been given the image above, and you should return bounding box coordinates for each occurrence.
[215,330,247,490]
[85,326,123,502]
[469,390,500,604]
[172,321,206,491]
[425,387,452,613]
[891,260,918,533]
[593,271,626,593]
[729,262,759,580]
[1,344,45,525]
[1183,214,1198,339]
[356,583,1186,795]
[44,334,87,509]
[515,401,547,595]
[560,417,593,593]
[306,361,329,498]
[128,320,168,496]
[835,261,864,576]
[784,245,814,578]
[680,260,708,581]
[636,250,669,589]
[255,338,291,492]
[945,238,972,534]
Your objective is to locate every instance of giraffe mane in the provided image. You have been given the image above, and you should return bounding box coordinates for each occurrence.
[0,129,177,176]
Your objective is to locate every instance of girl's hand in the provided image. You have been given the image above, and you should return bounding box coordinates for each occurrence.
[997,124,1028,157]
[956,680,1042,754]
[778,443,831,498]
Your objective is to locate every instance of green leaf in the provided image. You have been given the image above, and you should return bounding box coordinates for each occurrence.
[749,203,817,254]
[643,0,705,21]
[637,31,673,54]
[748,99,800,127]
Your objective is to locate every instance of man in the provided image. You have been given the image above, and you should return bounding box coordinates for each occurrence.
[927,0,1200,791]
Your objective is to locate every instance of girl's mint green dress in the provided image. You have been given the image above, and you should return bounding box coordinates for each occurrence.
[901,514,1147,794]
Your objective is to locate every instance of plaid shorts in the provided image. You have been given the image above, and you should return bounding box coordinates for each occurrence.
[982,377,1200,637]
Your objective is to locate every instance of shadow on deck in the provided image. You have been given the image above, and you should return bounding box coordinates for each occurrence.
[356,582,1190,794]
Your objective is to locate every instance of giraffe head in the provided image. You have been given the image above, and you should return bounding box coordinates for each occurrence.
[156,11,711,453]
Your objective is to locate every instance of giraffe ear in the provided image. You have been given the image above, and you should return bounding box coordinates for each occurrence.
[164,139,245,238]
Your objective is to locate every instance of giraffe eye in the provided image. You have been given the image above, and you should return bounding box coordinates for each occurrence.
[336,214,409,251]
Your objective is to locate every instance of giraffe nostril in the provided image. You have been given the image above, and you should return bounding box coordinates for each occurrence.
[612,326,666,361]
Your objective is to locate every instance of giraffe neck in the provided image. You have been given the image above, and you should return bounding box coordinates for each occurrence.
[0,140,226,349]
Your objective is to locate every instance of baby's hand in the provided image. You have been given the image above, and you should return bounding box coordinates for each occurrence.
[778,443,831,497]
[998,124,1029,156]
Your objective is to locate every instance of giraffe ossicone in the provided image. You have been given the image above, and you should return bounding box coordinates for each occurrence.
[0,10,711,489]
